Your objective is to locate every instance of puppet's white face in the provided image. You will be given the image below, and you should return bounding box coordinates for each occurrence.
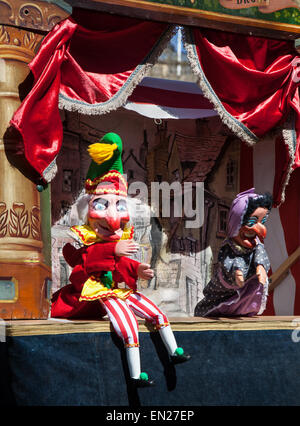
[88,193,129,241]
[233,207,268,249]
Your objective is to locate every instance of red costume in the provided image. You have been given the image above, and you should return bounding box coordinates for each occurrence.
[51,239,140,319]
[51,132,190,386]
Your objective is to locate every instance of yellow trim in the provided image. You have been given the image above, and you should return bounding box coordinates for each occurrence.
[155,322,170,330]
[121,225,134,240]
[71,223,134,246]
[125,343,140,348]
[99,171,127,187]
[79,276,133,301]
[85,171,128,193]
[87,188,128,196]
[71,224,103,246]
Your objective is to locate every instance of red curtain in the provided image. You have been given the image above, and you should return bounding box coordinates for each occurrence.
[10,9,173,184]
[184,27,300,206]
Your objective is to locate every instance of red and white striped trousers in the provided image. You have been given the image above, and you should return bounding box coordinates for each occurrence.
[99,292,169,348]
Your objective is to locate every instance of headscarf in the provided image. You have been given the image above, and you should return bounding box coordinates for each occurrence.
[227,188,259,237]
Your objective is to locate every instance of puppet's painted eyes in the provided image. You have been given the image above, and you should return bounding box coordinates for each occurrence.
[116,199,128,212]
[245,214,268,227]
[92,198,108,211]
[245,216,258,227]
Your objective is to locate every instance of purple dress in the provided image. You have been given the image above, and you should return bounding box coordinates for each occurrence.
[194,239,270,317]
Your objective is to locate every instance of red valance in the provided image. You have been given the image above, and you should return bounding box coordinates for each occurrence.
[10,9,174,184]
[184,27,300,206]
[10,12,300,205]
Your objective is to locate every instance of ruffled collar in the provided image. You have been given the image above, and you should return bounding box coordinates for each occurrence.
[223,238,255,255]
[71,223,134,246]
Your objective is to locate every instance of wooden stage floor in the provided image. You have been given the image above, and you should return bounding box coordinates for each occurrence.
[4,315,299,336]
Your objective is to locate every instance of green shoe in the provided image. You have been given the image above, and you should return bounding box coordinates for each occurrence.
[170,347,191,364]
[131,372,155,388]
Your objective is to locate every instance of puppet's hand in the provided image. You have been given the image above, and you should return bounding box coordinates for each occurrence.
[256,264,267,285]
[235,270,245,288]
[138,263,154,280]
[115,240,139,257]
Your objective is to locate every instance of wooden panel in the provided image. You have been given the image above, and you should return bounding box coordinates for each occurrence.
[0,0,71,32]
[67,0,300,40]
[4,315,298,336]
[0,262,51,319]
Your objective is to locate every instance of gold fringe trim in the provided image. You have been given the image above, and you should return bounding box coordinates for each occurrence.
[86,171,128,190]
[86,188,128,196]
[125,342,140,348]
[155,322,170,330]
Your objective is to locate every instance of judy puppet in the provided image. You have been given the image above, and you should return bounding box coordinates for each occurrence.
[195,189,272,317]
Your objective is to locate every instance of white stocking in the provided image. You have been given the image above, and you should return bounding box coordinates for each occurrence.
[126,346,141,379]
[159,325,178,356]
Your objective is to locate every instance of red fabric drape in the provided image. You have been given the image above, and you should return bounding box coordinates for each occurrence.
[10,9,171,183]
[185,28,300,205]
[240,140,300,315]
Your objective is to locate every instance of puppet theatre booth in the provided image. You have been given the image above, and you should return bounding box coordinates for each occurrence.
[1,6,300,406]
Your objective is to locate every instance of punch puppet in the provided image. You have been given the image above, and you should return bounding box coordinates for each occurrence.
[194,189,272,317]
[51,132,190,387]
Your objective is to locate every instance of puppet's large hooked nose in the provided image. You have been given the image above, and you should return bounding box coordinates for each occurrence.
[252,222,267,242]
[105,213,121,232]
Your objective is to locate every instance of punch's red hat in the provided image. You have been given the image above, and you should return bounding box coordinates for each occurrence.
[85,170,128,196]
[85,132,127,196]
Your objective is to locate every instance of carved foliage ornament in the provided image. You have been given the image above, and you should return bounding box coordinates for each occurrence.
[0,202,41,240]
[0,0,70,31]
[0,24,43,61]
[0,202,8,237]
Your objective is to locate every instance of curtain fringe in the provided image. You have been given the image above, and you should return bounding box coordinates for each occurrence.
[183,27,296,206]
[42,157,58,183]
[183,27,258,147]
[279,113,297,205]
[58,25,177,116]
